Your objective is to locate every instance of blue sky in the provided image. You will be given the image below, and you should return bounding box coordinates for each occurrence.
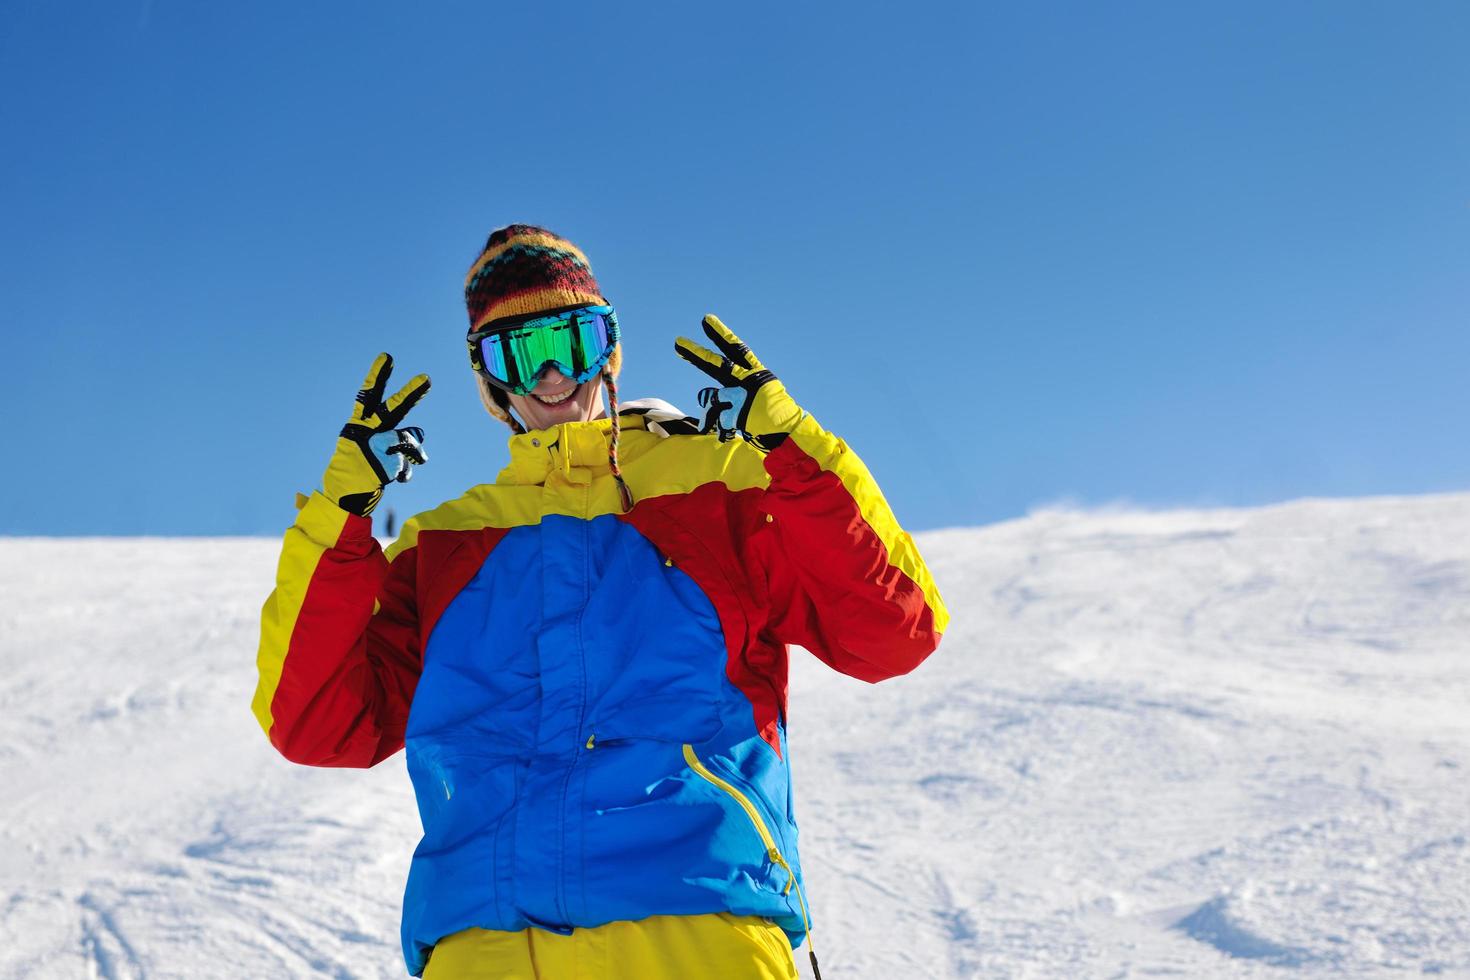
[4,1,1467,535]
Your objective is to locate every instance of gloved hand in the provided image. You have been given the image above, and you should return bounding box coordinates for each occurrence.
[322,353,431,516]
[674,315,805,453]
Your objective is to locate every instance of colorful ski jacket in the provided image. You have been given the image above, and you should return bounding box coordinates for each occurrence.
[252,404,948,976]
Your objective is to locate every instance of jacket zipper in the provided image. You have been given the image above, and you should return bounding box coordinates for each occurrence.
[682,744,823,978]
[682,744,786,871]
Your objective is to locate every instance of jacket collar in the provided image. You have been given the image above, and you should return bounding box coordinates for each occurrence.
[498,414,649,486]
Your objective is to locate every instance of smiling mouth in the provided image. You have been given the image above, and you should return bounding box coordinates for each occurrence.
[531,383,580,406]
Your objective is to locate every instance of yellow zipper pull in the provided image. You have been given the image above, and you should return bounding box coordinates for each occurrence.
[585,732,596,750]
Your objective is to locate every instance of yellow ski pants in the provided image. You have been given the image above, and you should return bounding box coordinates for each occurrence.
[422,912,800,980]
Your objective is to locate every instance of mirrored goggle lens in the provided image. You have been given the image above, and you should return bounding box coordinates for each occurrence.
[476,308,617,393]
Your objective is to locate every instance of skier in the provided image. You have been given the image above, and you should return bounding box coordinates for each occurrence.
[251,225,948,978]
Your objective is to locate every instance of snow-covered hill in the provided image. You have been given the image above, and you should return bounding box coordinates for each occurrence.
[2,494,1468,979]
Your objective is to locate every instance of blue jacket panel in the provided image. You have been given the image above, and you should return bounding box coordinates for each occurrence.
[401,514,803,975]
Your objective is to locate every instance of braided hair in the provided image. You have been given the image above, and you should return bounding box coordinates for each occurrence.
[602,366,634,512]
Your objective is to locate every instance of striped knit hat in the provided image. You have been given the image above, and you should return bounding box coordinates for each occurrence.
[465,224,632,509]
[466,224,608,329]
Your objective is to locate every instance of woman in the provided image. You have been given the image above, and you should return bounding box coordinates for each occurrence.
[252,225,948,978]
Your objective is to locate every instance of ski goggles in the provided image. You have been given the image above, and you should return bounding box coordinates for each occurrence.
[467,304,620,395]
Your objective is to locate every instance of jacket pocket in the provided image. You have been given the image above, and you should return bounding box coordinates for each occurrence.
[682,744,793,892]
[683,743,817,959]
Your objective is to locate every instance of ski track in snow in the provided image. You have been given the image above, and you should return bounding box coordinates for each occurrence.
[2,494,1469,978]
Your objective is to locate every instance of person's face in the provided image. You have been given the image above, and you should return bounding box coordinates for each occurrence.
[506,366,606,431]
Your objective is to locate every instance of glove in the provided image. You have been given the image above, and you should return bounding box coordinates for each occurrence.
[674,315,806,453]
[322,353,431,516]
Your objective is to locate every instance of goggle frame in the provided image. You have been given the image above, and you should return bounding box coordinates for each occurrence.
[467,303,620,396]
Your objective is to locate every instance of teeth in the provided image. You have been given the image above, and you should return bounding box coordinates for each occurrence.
[533,385,577,405]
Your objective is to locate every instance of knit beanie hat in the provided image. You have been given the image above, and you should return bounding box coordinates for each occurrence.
[464,225,623,430]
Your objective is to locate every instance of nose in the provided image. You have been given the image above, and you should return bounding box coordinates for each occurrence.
[534,367,571,390]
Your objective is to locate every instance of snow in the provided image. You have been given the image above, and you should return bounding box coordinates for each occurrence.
[3,493,1468,978]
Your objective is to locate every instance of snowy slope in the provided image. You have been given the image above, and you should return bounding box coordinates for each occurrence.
[2,494,1468,979]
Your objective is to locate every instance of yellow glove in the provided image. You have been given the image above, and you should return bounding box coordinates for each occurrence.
[322,353,431,516]
[674,315,805,453]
